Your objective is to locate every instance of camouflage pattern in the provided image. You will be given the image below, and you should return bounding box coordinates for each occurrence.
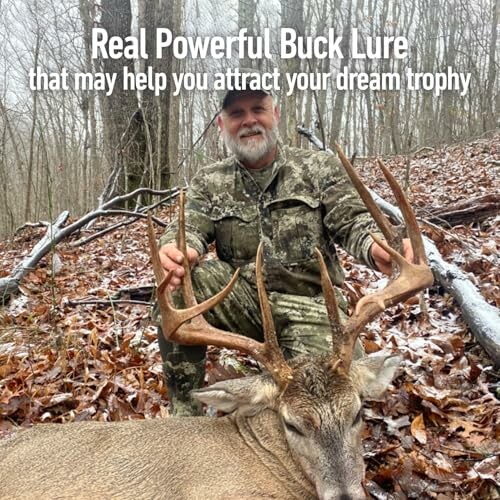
[158,145,379,414]
[160,145,381,297]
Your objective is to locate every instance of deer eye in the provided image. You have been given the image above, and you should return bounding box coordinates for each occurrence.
[284,420,305,437]
[352,409,363,426]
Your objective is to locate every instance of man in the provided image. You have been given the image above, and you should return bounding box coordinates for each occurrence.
[158,81,411,416]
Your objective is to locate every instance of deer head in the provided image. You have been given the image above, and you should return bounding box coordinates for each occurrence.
[148,147,434,500]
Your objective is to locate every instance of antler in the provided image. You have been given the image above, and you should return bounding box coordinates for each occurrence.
[316,145,434,370]
[148,191,292,387]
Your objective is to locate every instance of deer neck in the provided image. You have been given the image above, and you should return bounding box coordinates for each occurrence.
[233,409,317,499]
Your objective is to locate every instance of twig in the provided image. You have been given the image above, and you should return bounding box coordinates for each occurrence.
[66,299,151,307]
[100,187,183,211]
[72,218,139,247]
[72,191,180,247]
[438,445,500,459]
[14,221,50,234]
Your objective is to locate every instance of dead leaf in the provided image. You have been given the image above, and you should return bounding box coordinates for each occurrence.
[411,413,427,444]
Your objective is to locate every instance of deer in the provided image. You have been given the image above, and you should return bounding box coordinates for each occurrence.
[0,148,434,500]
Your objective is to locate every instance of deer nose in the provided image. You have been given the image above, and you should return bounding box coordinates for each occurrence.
[339,488,366,500]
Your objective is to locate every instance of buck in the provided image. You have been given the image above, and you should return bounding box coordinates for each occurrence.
[0,150,433,500]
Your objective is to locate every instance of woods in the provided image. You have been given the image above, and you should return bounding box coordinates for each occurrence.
[1,0,498,235]
[0,0,499,497]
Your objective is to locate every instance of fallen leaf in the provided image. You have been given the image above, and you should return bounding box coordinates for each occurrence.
[411,413,427,444]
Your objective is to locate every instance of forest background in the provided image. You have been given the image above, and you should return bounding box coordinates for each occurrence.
[0,0,499,496]
[0,0,498,236]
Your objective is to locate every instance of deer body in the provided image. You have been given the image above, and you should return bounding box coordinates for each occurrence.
[0,410,314,499]
[0,354,398,499]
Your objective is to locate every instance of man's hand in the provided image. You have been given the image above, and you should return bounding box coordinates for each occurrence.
[371,238,414,275]
[158,243,200,290]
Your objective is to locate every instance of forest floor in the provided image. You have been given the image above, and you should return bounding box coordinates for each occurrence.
[0,134,499,499]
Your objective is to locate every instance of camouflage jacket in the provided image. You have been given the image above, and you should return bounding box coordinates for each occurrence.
[160,145,381,297]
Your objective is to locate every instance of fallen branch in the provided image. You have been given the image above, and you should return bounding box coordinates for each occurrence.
[0,187,181,304]
[0,211,70,304]
[423,194,500,226]
[87,186,183,230]
[73,191,179,247]
[14,221,51,235]
[298,126,500,366]
[66,299,150,307]
[110,285,154,301]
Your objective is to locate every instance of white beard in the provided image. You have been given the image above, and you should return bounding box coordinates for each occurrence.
[222,123,279,165]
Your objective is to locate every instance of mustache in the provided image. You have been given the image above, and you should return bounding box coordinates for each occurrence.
[238,126,265,139]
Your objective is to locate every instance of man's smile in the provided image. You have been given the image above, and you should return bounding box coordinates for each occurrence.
[239,129,264,141]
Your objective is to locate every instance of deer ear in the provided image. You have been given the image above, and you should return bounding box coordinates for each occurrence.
[191,374,280,416]
[351,354,401,400]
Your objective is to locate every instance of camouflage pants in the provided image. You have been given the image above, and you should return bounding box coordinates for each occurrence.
[157,259,357,413]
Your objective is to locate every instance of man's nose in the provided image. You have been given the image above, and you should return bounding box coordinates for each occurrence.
[241,112,258,127]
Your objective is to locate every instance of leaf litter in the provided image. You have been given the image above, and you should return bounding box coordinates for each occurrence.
[0,135,499,498]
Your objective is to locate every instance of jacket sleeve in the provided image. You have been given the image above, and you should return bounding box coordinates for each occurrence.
[319,155,382,269]
[158,170,215,255]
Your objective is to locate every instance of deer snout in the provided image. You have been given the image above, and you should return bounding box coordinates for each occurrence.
[317,486,366,500]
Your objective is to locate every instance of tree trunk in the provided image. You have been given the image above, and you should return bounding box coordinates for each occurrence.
[485,0,498,131]
[99,0,142,202]
[281,0,304,147]
[25,24,41,222]
[238,0,257,68]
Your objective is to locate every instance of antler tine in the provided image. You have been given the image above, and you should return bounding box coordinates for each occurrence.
[147,211,240,337]
[333,158,434,370]
[177,190,197,308]
[313,248,344,356]
[256,243,293,385]
[334,143,397,247]
[148,198,292,387]
[376,159,427,265]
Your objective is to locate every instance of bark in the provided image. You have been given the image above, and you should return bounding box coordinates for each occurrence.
[298,126,500,366]
[99,0,143,201]
[281,0,304,147]
[423,194,500,226]
[238,0,257,68]
[328,0,350,150]
[78,0,98,211]
[25,22,42,222]
[485,0,498,131]
[138,0,181,195]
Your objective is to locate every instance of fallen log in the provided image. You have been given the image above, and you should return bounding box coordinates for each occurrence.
[298,126,500,366]
[0,211,70,304]
[423,194,500,226]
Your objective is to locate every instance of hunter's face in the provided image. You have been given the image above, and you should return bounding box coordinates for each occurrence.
[218,92,280,169]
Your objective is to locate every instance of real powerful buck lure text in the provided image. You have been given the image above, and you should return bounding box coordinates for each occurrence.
[91,28,409,61]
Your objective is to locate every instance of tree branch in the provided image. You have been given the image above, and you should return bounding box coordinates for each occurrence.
[0,187,181,304]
